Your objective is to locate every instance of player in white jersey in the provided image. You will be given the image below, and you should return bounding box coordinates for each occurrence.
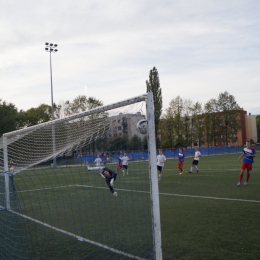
[157,149,166,181]
[121,152,130,176]
[93,154,102,166]
[189,147,201,173]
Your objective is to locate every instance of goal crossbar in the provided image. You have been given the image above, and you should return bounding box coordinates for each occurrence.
[3,94,147,138]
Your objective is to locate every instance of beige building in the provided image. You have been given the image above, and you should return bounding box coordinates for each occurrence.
[108,112,146,140]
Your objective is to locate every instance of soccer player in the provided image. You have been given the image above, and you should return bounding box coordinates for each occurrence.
[121,152,130,176]
[116,153,123,172]
[93,154,102,167]
[157,149,166,181]
[237,141,256,186]
[178,148,185,174]
[189,147,201,173]
[87,166,118,197]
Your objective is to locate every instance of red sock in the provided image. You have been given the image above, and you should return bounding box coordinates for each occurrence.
[246,173,250,182]
[239,174,243,182]
[179,168,183,172]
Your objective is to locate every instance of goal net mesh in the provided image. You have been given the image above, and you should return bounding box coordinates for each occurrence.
[0,95,157,260]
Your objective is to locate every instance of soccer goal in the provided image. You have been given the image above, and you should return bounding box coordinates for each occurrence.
[0,92,162,260]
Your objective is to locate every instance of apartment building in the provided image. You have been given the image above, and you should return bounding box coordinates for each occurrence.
[107,112,146,140]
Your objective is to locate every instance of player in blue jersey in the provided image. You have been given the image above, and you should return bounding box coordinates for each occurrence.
[178,148,185,174]
[87,166,118,196]
[237,141,256,186]
[115,153,123,172]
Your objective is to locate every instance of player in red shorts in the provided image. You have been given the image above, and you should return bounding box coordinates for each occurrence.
[237,141,256,186]
[116,153,123,171]
[178,148,185,175]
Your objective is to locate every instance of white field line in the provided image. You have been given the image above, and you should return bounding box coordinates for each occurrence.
[159,192,260,203]
[7,184,260,203]
[7,209,147,260]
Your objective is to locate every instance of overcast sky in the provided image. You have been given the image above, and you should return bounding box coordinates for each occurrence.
[1,0,260,116]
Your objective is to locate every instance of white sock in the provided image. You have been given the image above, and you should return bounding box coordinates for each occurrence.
[195,166,198,170]
[190,167,193,172]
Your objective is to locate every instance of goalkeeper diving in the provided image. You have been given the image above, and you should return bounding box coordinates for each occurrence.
[87,165,118,197]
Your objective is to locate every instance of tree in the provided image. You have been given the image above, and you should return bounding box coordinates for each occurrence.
[159,101,175,148]
[21,104,52,127]
[159,96,194,148]
[159,115,175,149]
[217,91,243,146]
[129,134,142,151]
[160,96,186,148]
[65,95,103,116]
[107,136,129,152]
[54,100,70,119]
[146,67,162,146]
[190,102,204,147]
[182,99,193,147]
[204,99,220,147]
[0,100,19,137]
[171,97,185,147]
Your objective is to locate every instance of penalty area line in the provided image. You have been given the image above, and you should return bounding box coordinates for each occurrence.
[159,192,260,203]
[8,209,147,260]
[78,185,260,203]
[11,184,259,204]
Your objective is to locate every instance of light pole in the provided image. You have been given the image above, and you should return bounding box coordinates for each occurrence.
[45,42,58,167]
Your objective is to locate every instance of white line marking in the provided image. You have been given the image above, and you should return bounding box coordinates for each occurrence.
[76,185,260,203]
[8,209,148,260]
[6,184,260,204]
[159,193,260,203]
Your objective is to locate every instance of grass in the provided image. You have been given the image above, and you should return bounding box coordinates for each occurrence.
[0,152,259,259]
[160,153,260,260]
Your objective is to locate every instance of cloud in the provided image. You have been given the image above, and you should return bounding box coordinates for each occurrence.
[0,0,259,115]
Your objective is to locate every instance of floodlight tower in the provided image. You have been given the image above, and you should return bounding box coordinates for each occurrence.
[45,42,58,167]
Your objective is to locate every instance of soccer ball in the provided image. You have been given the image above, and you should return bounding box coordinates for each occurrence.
[137,119,147,134]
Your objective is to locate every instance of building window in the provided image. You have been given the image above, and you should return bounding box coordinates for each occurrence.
[114,134,117,137]
[118,119,121,123]
[118,126,121,130]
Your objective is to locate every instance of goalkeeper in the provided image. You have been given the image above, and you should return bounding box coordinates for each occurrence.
[87,166,118,197]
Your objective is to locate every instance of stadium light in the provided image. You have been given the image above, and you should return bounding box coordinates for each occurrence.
[45,42,58,167]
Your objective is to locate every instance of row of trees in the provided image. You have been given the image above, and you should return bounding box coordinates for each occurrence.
[145,68,259,147]
[0,96,103,137]
[159,92,246,148]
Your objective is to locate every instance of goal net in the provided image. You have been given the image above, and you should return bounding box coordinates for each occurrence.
[0,93,162,260]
